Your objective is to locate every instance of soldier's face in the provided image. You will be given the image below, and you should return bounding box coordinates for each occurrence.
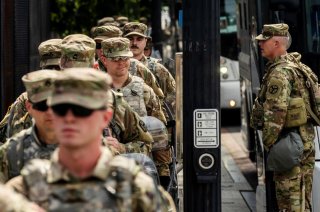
[258,38,277,60]
[128,35,147,57]
[102,57,130,78]
[26,100,56,143]
[51,104,112,148]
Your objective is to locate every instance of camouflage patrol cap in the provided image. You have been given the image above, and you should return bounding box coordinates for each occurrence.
[123,22,148,38]
[139,17,148,25]
[93,26,122,42]
[97,17,115,26]
[47,68,113,109]
[38,39,62,69]
[116,16,129,26]
[101,37,133,58]
[22,70,60,103]
[255,23,289,41]
[61,34,96,68]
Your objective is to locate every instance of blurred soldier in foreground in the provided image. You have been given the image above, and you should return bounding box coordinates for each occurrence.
[93,25,165,99]
[0,70,59,183]
[123,22,176,115]
[6,68,175,211]
[0,39,62,144]
[251,23,315,211]
[62,32,153,155]
[0,184,44,212]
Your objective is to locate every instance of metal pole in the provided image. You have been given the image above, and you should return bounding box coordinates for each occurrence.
[183,0,221,211]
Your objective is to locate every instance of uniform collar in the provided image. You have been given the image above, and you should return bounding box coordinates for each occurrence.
[47,147,114,183]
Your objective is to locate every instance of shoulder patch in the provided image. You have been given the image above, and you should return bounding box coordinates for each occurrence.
[267,78,283,98]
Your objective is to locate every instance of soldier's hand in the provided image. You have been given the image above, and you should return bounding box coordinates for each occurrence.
[105,137,125,153]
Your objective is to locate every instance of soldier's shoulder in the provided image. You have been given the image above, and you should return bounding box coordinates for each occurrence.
[131,75,145,83]
[21,158,50,177]
[109,155,141,176]
[6,127,32,144]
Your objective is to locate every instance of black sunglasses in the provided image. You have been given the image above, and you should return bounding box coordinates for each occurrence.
[51,104,103,118]
[32,100,49,112]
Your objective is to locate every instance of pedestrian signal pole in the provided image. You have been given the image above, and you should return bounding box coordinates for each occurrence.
[183,0,221,211]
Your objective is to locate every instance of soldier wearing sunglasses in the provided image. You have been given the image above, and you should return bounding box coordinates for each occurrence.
[60,33,154,155]
[0,70,60,183]
[0,39,62,144]
[93,25,165,100]
[100,37,166,124]
[6,68,176,212]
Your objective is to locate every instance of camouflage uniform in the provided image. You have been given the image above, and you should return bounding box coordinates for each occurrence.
[123,23,175,180]
[109,90,154,155]
[114,73,166,124]
[0,70,60,183]
[0,184,42,212]
[5,92,31,139]
[99,58,164,99]
[5,68,175,211]
[92,25,165,100]
[60,34,96,69]
[0,125,57,182]
[123,22,176,114]
[0,39,62,143]
[252,24,315,211]
[101,37,167,124]
[8,148,174,211]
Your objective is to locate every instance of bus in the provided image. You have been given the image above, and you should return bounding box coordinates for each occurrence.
[238,0,320,210]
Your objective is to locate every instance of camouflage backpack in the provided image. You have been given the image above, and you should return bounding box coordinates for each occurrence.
[287,58,320,126]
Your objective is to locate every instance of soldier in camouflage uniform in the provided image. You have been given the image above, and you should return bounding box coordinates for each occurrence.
[6,68,176,211]
[60,34,96,69]
[0,39,62,144]
[251,23,315,211]
[116,16,129,29]
[97,16,117,26]
[101,37,173,188]
[123,22,176,116]
[0,70,60,183]
[101,37,167,124]
[60,34,154,155]
[0,184,44,212]
[93,25,165,99]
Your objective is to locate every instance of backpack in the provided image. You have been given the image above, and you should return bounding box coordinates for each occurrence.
[288,60,320,126]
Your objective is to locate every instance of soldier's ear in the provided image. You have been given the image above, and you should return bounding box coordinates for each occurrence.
[102,108,113,126]
[25,100,32,112]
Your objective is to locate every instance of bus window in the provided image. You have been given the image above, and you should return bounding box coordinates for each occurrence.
[308,2,320,53]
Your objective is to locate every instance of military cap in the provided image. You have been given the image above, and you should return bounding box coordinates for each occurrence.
[255,23,289,40]
[139,17,148,25]
[97,17,115,26]
[61,34,96,67]
[22,70,60,103]
[93,26,122,42]
[101,37,133,58]
[38,39,62,69]
[47,68,113,109]
[116,16,129,25]
[123,22,148,38]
